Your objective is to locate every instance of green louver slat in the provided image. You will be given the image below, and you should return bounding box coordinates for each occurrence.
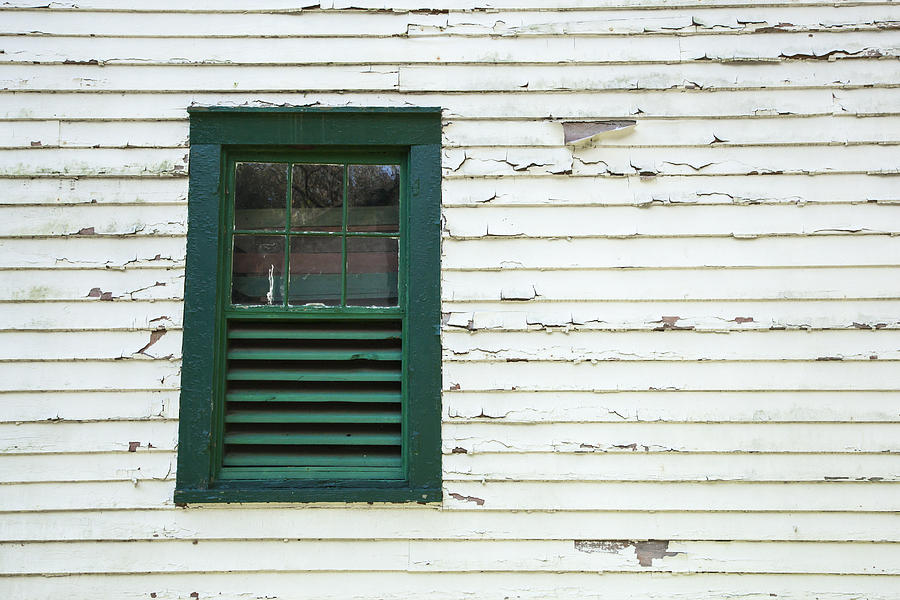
[225,431,402,446]
[226,409,401,424]
[227,348,402,361]
[225,390,401,403]
[228,328,400,341]
[226,368,402,382]
[224,453,403,468]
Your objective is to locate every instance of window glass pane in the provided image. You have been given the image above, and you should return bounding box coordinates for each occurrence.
[234,163,287,230]
[232,235,285,306]
[348,165,399,232]
[291,164,343,232]
[346,237,399,306]
[288,236,342,306]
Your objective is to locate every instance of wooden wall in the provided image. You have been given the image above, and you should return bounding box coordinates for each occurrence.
[1,1,899,598]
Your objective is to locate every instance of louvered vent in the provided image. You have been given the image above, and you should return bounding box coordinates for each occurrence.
[222,318,403,479]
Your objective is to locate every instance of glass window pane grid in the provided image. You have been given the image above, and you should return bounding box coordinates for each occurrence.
[230,159,401,311]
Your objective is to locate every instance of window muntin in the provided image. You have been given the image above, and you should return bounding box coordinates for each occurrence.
[228,155,403,309]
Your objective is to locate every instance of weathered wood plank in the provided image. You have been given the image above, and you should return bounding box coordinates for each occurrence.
[440,299,900,332]
[442,267,900,302]
[443,144,900,177]
[0,300,183,331]
[4,572,900,600]
[441,329,900,361]
[443,390,900,423]
[442,359,900,392]
[7,507,899,543]
[442,236,900,269]
[4,88,885,120]
[441,422,900,453]
[441,481,900,511]
[0,390,178,422]
[403,61,900,92]
[442,173,900,206]
[0,237,186,269]
[0,330,183,360]
[444,452,900,482]
[2,538,898,575]
[442,116,900,148]
[443,204,900,238]
[0,269,184,301]
[0,147,188,177]
[0,360,181,392]
[3,479,897,512]
[0,177,187,205]
[3,31,897,65]
[5,572,899,600]
[6,6,897,36]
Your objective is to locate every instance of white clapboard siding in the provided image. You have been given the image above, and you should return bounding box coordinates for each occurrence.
[6,6,898,36]
[0,330,183,360]
[0,390,178,422]
[442,236,900,268]
[0,420,179,453]
[1,177,188,205]
[5,509,900,543]
[442,330,900,361]
[442,173,900,205]
[403,61,900,92]
[442,116,900,147]
[443,390,900,423]
[442,360,900,391]
[444,452,900,482]
[441,422,900,453]
[3,538,899,575]
[0,300,183,330]
[440,299,900,332]
[0,451,176,483]
[5,88,895,121]
[0,360,181,392]
[5,479,898,512]
[6,573,900,600]
[0,204,187,236]
[0,120,188,149]
[0,237,187,269]
[442,205,900,237]
[428,6,900,35]
[0,269,185,301]
[5,574,900,600]
[441,268,900,302]
[444,144,900,176]
[0,147,188,177]
[2,2,899,598]
[441,481,900,511]
[5,31,899,65]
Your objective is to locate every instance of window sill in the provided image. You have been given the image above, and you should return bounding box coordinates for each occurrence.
[174,481,442,504]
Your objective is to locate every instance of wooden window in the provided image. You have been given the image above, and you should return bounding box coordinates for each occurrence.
[175,108,442,503]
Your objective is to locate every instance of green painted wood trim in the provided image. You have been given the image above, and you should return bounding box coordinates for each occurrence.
[176,485,441,504]
[175,107,442,505]
[405,143,443,494]
[189,108,441,146]
[175,142,222,493]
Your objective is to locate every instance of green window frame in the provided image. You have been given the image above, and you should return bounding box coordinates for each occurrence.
[175,107,442,503]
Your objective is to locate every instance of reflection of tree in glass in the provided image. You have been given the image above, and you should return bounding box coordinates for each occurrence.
[349,165,399,207]
[235,163,287,211]
[292,164,342,209]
